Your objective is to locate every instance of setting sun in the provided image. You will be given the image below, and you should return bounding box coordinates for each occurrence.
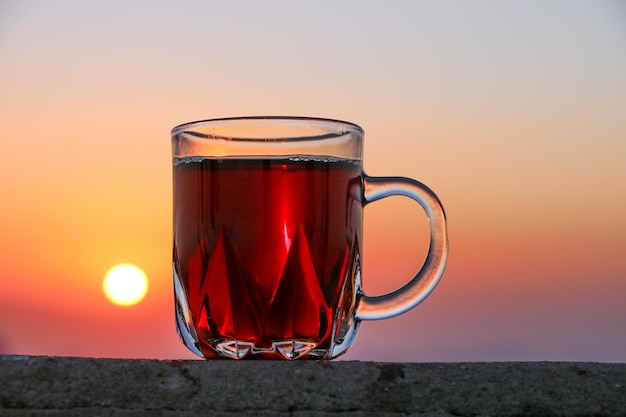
[103,264,149,307]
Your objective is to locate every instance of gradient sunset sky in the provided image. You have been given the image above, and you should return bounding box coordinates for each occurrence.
[1,0,625,362]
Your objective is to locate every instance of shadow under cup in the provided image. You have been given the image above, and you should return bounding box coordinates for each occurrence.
[171,117,447,360]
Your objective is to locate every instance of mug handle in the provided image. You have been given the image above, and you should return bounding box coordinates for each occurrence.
[356,176,448,321]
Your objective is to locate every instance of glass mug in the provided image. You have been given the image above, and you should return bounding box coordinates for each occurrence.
[172,117,448,360]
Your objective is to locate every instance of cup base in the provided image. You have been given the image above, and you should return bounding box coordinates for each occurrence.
[173,258,362,360]
[210,339,326,360]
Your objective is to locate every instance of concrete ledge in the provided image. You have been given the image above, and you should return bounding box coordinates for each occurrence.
[0,355,624,416]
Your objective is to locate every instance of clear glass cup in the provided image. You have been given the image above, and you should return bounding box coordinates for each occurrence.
[172,116,448,360]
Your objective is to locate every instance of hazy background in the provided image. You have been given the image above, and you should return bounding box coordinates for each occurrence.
[1,0,624,362]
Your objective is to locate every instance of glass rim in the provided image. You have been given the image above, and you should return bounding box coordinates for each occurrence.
[171,116,364,138]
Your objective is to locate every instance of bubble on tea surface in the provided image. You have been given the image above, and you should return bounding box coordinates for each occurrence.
[174,156,207,166]
[288,155,361,165]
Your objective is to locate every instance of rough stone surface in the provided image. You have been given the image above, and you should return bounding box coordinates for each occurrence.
[0,355,624,416]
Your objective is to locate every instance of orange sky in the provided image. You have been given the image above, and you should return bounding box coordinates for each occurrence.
[0,1,625,361]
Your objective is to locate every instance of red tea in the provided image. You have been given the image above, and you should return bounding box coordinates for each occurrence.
[173,156,363,359]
